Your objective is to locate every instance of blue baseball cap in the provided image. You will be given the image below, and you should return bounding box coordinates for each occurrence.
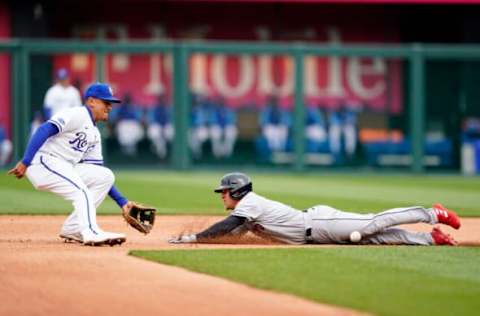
[57,68,69,80]
[84,82,121,103]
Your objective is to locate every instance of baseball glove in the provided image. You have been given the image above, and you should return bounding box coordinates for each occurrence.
[123,202,156,234]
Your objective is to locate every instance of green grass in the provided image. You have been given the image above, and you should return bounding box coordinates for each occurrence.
[132,247,480,316]
[0,171,480,216]
[3,169,479,315]
[1,170,480,216]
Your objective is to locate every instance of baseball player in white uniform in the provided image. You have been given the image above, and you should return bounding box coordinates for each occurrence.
[9,82,134,246]
[43,68,82,119]
[169,172,460,246]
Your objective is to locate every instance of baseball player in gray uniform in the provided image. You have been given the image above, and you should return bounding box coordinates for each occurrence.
[169,172,460,246]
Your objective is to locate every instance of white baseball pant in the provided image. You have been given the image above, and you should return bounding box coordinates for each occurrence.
[26,154,114,236]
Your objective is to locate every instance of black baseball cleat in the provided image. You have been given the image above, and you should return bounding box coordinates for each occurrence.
[84,240,109,246]
[103,232,127,246]
[106,237,127,246]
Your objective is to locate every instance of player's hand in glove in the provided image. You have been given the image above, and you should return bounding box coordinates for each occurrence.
[122,201,156,234]
[168,234,197,244]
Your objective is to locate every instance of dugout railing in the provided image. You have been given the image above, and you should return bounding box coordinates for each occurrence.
[2,40,480,172]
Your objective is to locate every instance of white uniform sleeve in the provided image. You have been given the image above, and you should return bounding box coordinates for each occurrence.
[48,107,84,133]
[231,196,263,221]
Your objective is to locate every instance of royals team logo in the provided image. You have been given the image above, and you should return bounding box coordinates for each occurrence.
[69,132,88,152]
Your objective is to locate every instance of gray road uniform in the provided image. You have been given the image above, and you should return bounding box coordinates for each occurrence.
[214,192,437,245]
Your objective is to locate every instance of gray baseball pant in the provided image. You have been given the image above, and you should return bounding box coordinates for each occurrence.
[305,205,436,245]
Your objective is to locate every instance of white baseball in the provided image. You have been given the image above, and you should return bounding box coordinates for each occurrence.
[349,231,362,243]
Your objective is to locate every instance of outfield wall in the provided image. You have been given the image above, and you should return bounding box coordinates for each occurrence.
[4,40,480,173]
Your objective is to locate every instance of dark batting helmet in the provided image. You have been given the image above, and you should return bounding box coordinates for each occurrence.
[214,172,252,200]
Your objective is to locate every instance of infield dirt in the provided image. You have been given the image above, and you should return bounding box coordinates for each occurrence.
[1,215,479,316]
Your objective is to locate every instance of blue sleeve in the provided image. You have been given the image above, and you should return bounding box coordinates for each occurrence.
[147,108,155,124]
[346,111,357,125]
[22,122,59,166]
[307,109,320,125]
[191,108,202,126]
[208,109,217,125]
[135,108,144,121]
[318,111,325,126]
[108,185,128,208]
[227,109,236,125]
[259,109,268,125]
[283,111,292,126]
[330,111,342,125]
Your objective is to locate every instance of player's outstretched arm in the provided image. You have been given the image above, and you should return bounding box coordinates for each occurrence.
[169,215,246,244]
[109,185,129,209]
[7,122,59,179]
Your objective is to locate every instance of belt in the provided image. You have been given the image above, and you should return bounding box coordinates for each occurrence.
[305,228,313,244]
[303,212,314,244]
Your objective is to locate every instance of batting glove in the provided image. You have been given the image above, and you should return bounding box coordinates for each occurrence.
[168,234,197,244]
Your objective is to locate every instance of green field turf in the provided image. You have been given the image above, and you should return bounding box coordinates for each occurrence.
[132,247,480,316]
[1,170,479,216]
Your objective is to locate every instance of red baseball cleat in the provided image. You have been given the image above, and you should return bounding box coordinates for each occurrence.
[432,203,461,230]
[431,227,458,246]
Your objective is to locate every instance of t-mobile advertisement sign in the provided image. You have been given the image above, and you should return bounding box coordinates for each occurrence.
[54,25,402,112]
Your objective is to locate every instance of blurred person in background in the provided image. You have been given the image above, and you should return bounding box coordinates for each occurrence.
[328,102,358,161]
[259,96,292,153]
[461,117,480,174]
[146,94,174,159]
[0,124,12,167]
[208,97,238,159]
[30,111,44,137]
[109,93,144,156]
[189,93,210,159]
[305,104,328,153]
[462,117,480,142]
[43,68,82,119]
